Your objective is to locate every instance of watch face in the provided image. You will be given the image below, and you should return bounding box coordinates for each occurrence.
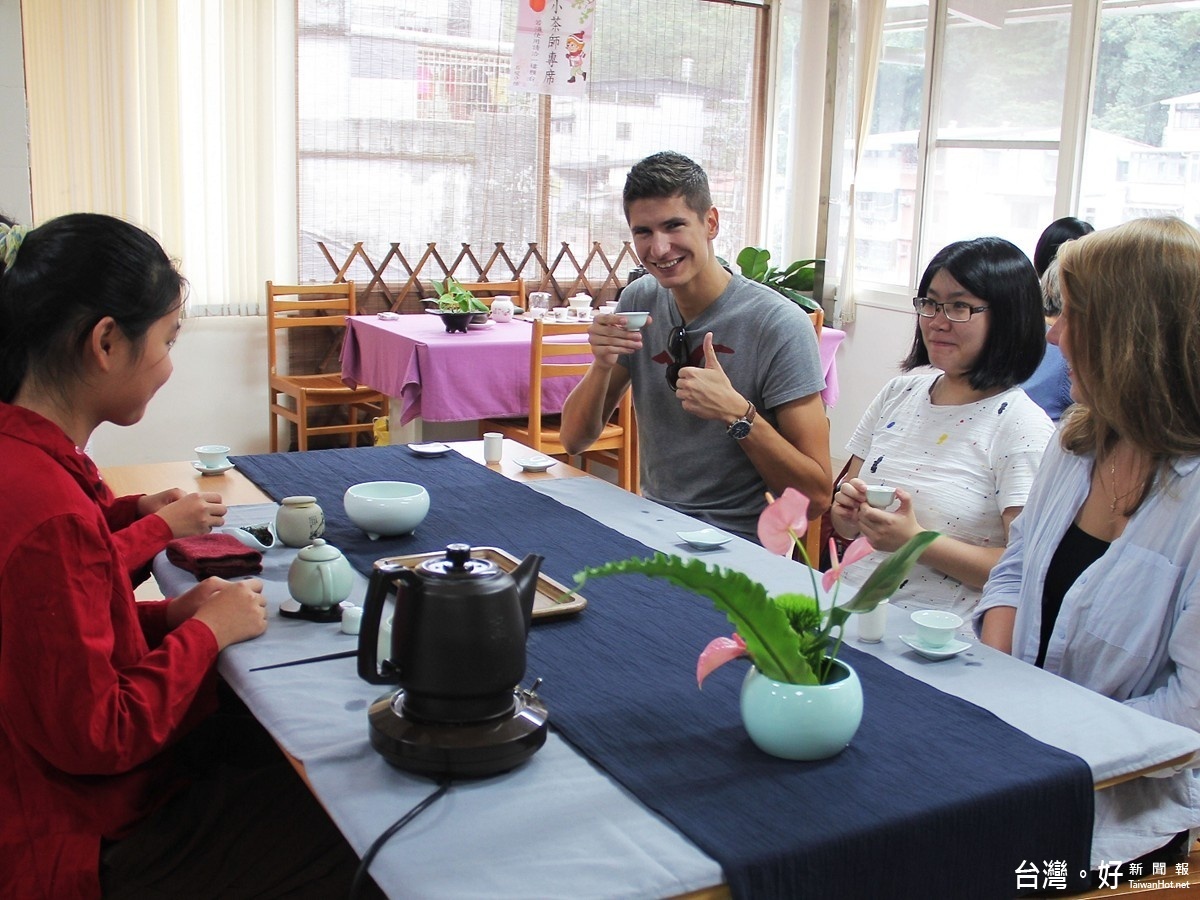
[728,419,752,440]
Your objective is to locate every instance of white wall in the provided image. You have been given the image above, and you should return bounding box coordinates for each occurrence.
[826,306,912,460]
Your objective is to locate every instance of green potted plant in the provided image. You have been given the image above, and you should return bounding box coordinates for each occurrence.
[573,489,937,760]
[733,247,821,314]
[435,277,490,332]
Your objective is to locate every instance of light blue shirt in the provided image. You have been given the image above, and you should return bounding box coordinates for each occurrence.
[977,438,1200,861]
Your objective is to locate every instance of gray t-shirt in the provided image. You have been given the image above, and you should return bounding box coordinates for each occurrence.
[617,271,825,539]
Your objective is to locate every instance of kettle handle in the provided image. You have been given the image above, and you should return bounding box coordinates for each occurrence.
[358,561,409,685]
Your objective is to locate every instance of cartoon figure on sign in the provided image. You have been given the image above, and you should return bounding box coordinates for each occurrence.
[566,31,587,83]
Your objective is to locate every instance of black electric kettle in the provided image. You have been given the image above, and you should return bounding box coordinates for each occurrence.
[357,543,548,776]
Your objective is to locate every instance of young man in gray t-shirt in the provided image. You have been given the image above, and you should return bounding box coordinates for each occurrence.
[560,152,831,540]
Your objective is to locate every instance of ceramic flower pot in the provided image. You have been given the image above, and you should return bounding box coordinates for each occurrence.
[739,659,863,760]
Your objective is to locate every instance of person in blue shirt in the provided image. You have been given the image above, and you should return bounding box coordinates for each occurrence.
[1021,216,1094,420]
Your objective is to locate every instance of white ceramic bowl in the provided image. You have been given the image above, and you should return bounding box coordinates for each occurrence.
[343,481,430,540]
[910,609,963,649]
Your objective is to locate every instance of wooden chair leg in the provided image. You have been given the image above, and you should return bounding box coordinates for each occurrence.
[297,398,308,452]
[269,406,278,453]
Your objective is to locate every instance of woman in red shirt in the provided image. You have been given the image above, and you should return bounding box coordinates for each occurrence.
[0,215,371,898]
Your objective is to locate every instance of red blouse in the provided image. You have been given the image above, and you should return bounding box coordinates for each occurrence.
[0,403,219,899]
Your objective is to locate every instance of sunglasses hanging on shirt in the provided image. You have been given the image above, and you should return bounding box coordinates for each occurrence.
[666,324,689,392]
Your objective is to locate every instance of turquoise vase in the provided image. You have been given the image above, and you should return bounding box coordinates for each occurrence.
[739,660,863,761]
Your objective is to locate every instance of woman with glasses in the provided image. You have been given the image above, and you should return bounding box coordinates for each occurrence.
[978,218,1200,867]
[829,237,1053,619]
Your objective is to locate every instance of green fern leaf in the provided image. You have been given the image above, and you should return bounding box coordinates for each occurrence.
[574,554,818,684]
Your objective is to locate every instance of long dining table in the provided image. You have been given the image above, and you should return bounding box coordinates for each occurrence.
[111,442,1200,899]
[339,312,847,428]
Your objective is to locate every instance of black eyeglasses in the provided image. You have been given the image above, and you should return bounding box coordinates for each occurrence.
[666,325,689,392]
[912,297,989,322]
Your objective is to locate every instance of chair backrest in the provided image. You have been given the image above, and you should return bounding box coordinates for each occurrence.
[527,319,593,425]
[808,306,824,339]
[266,281,356,378]
[455,279,526,309]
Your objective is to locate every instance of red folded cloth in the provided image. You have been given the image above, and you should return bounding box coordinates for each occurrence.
[166,533,263,579]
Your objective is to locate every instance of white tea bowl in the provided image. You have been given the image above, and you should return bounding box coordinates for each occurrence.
[865,485,897,509]
[343,481,430,540]
[620,311,649,331]
[910,609,963,649]
[195,444,231,469]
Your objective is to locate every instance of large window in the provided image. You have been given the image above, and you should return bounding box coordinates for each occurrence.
[851,0,1200,296]
[296,0,766,288]
[1080,2,1200,229]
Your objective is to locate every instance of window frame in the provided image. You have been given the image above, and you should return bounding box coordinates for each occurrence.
[843,0,1102,310]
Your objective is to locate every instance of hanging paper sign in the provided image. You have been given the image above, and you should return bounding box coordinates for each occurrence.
[510,0,596,97]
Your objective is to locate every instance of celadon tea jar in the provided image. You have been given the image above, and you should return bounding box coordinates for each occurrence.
[276,495,326,548]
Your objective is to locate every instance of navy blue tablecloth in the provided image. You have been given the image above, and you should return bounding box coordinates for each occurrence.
[231,447,1093,899]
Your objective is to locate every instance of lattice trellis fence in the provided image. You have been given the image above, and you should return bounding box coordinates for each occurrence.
[316,239,644,314]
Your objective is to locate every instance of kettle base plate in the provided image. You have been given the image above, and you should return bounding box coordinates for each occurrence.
[278,599,344,622]
[368,689,548,779]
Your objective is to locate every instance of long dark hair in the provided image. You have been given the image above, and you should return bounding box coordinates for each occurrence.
[0,213,185,403]
[902,237,1046,391]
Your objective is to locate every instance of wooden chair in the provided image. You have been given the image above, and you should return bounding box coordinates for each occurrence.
[479,319,637,492]
[266,281,389,452]
[581,409,639,495]
[455,278,526,309]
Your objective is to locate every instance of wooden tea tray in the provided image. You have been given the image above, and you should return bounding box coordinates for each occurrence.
[378,547,587,619]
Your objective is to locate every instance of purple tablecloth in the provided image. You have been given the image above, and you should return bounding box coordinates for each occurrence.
[342,314,846,425]
[341,314,584,424]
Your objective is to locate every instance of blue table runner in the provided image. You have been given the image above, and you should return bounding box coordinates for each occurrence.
[231,447,1093,899]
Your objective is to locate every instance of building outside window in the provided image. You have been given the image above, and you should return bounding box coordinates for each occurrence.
[853,0,1200,296]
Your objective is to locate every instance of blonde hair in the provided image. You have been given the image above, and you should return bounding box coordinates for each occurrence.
[1057,217,1200,507]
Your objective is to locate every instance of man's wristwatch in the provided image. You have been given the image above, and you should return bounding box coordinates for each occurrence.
[727,401,756,440]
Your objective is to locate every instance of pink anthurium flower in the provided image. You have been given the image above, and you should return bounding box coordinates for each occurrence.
[757,488,810,556]
[696,633,747,687]
[822,535,874,592]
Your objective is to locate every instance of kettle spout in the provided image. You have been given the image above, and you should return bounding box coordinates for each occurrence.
[511,553,544,633]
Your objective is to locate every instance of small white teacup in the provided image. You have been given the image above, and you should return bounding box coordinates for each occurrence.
[620,311,650,331]
[856,599,889,643]
[552,307,572,321]
[195,444,231,469]
[911,609,963,649]
[865,485,897,509]
[600,302,619,317]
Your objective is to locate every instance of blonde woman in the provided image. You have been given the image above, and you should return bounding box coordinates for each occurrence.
[979,217,1200,867]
